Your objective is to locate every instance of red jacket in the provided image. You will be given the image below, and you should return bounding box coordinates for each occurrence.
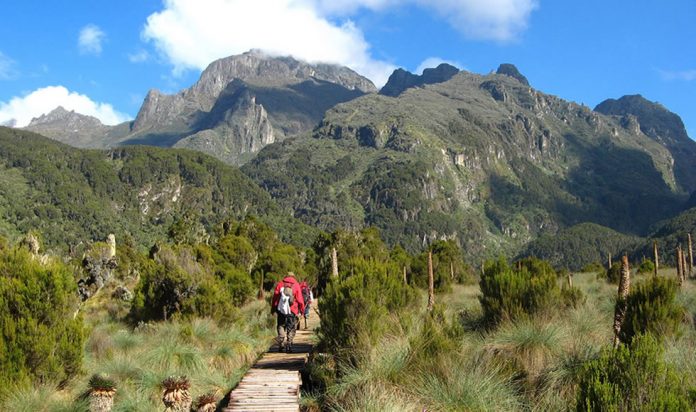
[271,276,305,316]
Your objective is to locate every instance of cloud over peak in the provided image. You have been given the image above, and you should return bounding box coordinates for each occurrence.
[142,0,537,86]
[0,86,129,127]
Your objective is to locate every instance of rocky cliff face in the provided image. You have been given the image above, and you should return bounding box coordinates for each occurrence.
[131,50,375,133]
[379,63,460,97]
[126,50,375,164]
[174,90,275,164]
[595,94,696,192]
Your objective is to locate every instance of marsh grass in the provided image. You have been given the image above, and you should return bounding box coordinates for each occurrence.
[0,300,274,411]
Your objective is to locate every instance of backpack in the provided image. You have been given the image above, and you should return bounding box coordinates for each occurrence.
[301,284,311,304]
[277,282,294,315]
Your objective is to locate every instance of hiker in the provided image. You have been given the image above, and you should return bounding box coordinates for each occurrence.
[271,272,305,353]
[300,281,313,330]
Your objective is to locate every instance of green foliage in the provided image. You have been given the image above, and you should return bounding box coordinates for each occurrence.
[0,127,313,252]
[478,257,560,325]
[0,247,84,388]
[523,223,642,271]
[319,258,416,353]
[637,259,655,274]
[576,334,692,411]
[560,285,586,309]
[603,262,622,284]
[410,240,474,291]
[618,276,684,345]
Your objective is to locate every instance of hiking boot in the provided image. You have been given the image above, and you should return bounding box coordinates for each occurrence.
[285,344,293,353]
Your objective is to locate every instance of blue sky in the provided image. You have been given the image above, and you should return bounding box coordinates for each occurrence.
[0,0,694,137]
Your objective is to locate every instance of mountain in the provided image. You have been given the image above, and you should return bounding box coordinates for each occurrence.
[123,50,375,164]
[0,126,315,250]
[379,63,459,97]
[594,94,696,192]
[244,66,694,262]
[18,51,376,165]
[23,106,131,148]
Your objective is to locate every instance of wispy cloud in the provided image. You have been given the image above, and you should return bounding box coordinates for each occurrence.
[0,85,129,127]
[128,49,150,63]
[314,0,538,42]
[658,69,696,82]
[0,51,18,80]
[78,24,106,55]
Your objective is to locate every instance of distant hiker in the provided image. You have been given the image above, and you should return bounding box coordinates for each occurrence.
[271,272,305,353]
[300,281,314,330]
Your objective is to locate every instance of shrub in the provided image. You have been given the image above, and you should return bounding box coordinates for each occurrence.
[637,259,655,275]
[603,262,622,284]
[576,334,692,411]
[478,257,560,325]
[410,240,474,291]
[618,276,684,345]
[0,247,84,388]
[319,258,416,353]
[560,286,586,309]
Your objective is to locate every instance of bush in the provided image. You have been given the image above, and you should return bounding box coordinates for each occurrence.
[0,247,84,388]
[479,257,560,325]
[576,334,692,411]
[319,258,416,353]
[603,262,622,283]
[131,245,251,322]
[410,240,474,291]
[637,259,655,275]
[618,276,684,345]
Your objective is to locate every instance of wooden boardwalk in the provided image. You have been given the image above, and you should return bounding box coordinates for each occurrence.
[224,312,318,412]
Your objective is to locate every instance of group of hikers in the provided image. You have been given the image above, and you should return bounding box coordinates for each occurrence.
[270,272,314,353]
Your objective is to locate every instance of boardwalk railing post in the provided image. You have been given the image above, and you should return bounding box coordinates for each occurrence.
[427,251,435,312]
[612,255,631,348]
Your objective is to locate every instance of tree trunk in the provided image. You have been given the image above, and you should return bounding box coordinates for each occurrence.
[450,262,454,281]
[427,251,435,311]
[608,253,612,270]
[331,247,338,278]
[612,255,631,348]
[403,265,408,285]
[653,241,659,277]
[567,272,573,288]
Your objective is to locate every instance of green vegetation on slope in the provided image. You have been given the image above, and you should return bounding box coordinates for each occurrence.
[0,127,315,251]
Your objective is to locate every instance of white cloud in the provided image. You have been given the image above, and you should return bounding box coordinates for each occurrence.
[313,0,538,41]
[141,0,537,87]
[128,49,150,63]
[0,86,129,127]
[415,57,463,74]
[79,24,106,55]
[142,0,396,85]
[659,69,696,82]
[0,51,17,80]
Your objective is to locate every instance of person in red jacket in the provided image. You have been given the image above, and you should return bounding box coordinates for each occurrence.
[271,272,305,353]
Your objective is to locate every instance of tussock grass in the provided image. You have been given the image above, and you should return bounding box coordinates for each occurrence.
[0,300,274,411]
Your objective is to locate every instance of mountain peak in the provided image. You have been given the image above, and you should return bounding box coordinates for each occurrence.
[594,94,689,141]
[496,63,529,86]
[380,63,460,97]
[27,106,103,128]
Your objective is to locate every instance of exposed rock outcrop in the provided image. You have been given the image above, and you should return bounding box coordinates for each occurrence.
[380,63,460,97]
[496,63,530,86]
